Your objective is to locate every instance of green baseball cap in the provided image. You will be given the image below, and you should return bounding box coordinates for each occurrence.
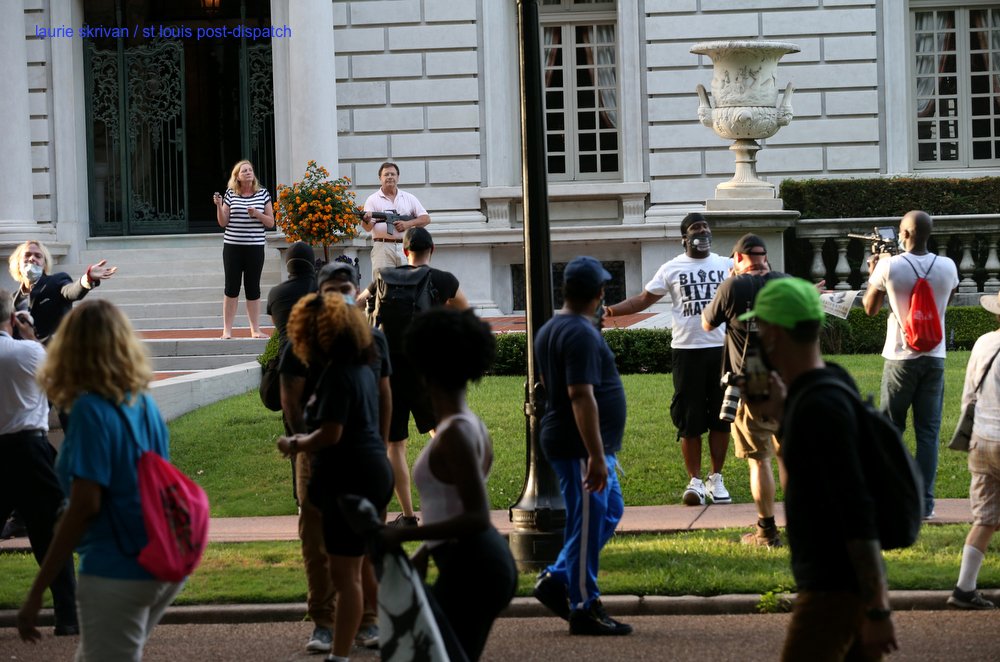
[738,277,825,328]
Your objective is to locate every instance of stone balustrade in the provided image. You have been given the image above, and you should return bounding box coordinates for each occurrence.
[793,215,1000,294]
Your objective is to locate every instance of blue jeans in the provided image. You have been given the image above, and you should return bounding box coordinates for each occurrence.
[880,356,945,517]
[545,454,624,610]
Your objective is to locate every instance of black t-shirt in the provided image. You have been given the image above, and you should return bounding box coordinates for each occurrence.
[306,362,385,473]
[781,363,879,593]
[279,328,391,407]
[701,271,786,374]
[266,274,316,342]
[364,265,460,304]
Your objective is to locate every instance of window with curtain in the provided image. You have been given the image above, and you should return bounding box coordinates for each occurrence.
[540,0,620,180]
[913,6,1000,167]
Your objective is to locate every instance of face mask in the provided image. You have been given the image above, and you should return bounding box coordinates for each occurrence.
[341,293,356,306]
[592,295,605,329]
[21,263,43,284]
[687,231,712,253]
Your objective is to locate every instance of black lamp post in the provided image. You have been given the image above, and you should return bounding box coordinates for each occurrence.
[507,0,566,572]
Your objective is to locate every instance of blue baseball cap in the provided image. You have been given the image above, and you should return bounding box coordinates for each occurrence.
[563,256,612,291]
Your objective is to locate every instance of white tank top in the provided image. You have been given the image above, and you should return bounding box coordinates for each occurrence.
[412,412,491,537]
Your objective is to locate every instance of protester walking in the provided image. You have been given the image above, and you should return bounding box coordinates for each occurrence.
[739,278,898,660]
[380,308,517,660]
[17,300,185,659]
[948,291,1000,610]
[532,256,631,636]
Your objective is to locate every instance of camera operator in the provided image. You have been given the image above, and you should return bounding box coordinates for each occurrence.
[701,234,788,547]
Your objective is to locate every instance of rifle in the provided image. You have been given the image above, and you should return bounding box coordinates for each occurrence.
[353,209,415,236]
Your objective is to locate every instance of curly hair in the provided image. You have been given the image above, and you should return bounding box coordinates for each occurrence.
[7,240,53,285]
[404,308,495,390]
[287,292,374,367]
[39,300,152,409]
[227,159,261,195]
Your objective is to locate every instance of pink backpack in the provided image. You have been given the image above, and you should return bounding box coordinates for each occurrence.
[113,398,210,582]
[899,255,942,353]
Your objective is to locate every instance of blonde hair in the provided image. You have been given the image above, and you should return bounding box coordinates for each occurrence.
[39,300,152,409]
[227,159,261,195]
[7,241,53,285]
[287,292,373,367]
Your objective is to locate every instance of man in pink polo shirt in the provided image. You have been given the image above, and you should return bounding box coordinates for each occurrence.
[359,162,431,281]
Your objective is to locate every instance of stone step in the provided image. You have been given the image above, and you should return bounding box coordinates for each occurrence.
[151,354,263,371]
[78,245,287,265]
[144,337,269,357]
[87,272,284,292]
[130,315,242,330]
[55,258,283,275]
[88,285,276,305]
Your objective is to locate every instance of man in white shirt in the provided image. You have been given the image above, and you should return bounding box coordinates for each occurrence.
[605,213,734,506]
[863,210,959,520]
[359,162,431,281]
[0,289,78,635]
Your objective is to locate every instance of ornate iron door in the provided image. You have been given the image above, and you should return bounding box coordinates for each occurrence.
[246,44,275,195]
[86,40,188,235]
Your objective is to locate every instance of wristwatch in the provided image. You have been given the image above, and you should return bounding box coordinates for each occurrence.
[865,606,891,621]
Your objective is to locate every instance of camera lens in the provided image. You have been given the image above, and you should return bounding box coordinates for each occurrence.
[719,384,740,423]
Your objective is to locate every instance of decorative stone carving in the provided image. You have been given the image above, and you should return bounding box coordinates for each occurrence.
[691,40,799,200]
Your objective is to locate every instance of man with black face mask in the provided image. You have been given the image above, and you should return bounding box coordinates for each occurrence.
[606,213,733,507]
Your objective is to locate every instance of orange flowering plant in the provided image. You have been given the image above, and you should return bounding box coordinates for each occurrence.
[274,161,358,260]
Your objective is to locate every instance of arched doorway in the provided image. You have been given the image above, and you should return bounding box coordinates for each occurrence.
[84,0,275,236]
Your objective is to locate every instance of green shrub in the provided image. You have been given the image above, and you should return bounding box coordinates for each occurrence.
[490,328,674,375]
[493,332,528,376]
[780,176,1000,219]
[258,329,281,367]
[820,306,997,356]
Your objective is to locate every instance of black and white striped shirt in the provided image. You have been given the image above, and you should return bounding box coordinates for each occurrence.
[223,188,271,246]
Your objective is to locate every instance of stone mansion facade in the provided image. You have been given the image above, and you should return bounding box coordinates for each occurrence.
[1,0,997,314]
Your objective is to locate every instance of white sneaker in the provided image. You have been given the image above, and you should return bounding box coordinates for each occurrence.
[706,473,731,504]
[682,477,706,506]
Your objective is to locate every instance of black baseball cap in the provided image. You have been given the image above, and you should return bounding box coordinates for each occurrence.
[285,241,316,275]
[403,227,433,252]
[317,261,359,288]
[732,233,767,256]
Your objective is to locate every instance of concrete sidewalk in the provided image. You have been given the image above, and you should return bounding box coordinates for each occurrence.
[0,499,973,551]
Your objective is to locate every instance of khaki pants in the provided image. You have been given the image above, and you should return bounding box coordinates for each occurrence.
[370,241,404,281]
[295,453,377,629]
[731,400,781,461]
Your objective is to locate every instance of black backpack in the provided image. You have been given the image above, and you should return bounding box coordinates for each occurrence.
[785,376,923,551]
[372,265,437,350]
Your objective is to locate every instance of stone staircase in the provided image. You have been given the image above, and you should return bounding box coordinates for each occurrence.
[54,234,281,373]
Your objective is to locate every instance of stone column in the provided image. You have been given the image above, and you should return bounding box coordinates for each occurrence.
[833,238,852,290]
[984,234,1000,292]
[0,1,40,240]
[958,237,978,293]
[809,238,827,284]
[271,0,339,187]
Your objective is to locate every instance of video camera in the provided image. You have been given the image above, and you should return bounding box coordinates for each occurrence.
[353,209,415,235]
[847,226,900,257]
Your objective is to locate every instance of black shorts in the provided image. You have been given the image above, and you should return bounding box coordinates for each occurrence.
[309,453,394,557]
[222,243,265,299]
[388,354,436,442]
[670,346,730,438]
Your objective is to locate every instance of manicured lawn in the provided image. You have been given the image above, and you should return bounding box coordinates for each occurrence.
[166,352,974,517]
[1,525,993,608]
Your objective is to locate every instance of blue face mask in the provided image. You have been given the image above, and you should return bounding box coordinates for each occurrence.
[342,293,355,306]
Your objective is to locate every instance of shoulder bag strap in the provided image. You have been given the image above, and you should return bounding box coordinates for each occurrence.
[974,346,1000,395]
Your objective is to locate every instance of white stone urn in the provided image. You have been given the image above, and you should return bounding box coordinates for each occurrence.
[691,40,800,199]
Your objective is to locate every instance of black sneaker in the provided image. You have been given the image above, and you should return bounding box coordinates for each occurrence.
[387,514,419,528]
[54,623,79,637]
[568,599,632,636]
[947,587,996,610]
[1,513,27,539]
[533,571,570,621]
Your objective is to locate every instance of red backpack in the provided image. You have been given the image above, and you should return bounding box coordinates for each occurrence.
[899,255,942,353]
[112,397,210,582]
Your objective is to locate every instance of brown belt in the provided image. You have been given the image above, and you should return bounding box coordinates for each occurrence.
[373,238,401,243]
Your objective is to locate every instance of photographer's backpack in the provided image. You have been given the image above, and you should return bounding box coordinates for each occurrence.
[787,377,923,550]
[899,254,942,352]
[372,265,437,350]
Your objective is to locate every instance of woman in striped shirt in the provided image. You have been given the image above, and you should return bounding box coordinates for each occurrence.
[213,160,275,339]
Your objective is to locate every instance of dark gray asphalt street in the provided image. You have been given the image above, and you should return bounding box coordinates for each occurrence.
[3,611,999,661]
